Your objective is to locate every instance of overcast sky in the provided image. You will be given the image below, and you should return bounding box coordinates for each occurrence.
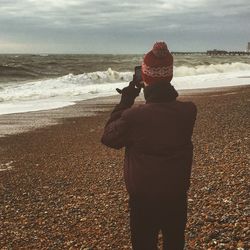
[0,0,249,53]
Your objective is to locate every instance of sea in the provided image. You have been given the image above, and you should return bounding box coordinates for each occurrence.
[0,54,250,115]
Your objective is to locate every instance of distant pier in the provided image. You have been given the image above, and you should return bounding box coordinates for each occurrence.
[172,50,250,56]
[207,50,250,56]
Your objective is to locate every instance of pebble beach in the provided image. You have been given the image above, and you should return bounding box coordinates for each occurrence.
[0,85,249,249]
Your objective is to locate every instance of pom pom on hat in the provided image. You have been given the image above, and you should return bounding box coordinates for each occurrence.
[152,41,169,58]
[142,41,173,85]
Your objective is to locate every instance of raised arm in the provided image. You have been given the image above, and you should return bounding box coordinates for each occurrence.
[101,82,141,149]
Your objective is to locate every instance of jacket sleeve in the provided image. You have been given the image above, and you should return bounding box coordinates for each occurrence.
[190,102,197,134]
[101,103,133,149]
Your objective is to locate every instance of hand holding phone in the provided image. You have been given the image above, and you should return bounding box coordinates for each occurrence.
[116,66,143,94]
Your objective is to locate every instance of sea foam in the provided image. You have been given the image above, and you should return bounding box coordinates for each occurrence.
[174,62,250,76]
[0,63,250,115]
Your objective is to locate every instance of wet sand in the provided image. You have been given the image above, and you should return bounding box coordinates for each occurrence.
[0,85,249,249]
[0,85,246,137]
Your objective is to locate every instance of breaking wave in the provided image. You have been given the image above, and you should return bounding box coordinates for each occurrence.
[0,63,250,103]
[0,68,132,102]
[174,62,250,77]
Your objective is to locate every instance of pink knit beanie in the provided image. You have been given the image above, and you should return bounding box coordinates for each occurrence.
[142,41,173,85]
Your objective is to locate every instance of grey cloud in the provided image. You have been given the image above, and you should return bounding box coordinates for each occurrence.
[0,0,249,53]
[1,0,249,28]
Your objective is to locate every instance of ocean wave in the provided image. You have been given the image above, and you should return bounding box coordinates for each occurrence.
[0,64,39,78]
[0,68,132,102]
[1,60,249,80]
[174,62,250,77]
[0,63,250,103]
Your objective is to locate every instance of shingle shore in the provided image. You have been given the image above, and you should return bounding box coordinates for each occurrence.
[0,86,249,249]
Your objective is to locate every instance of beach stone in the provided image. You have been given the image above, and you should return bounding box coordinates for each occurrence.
[1,86,249,249]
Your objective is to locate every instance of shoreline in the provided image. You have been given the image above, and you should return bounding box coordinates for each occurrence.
[0,84,249,138]
[0,85,249,249]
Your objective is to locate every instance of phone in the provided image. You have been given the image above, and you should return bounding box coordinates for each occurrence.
[134,66,142,83]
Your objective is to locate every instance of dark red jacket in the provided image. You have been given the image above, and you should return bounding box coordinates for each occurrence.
[101,84,197,198]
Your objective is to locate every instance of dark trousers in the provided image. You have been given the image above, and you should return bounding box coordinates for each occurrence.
[129,193,187,250]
